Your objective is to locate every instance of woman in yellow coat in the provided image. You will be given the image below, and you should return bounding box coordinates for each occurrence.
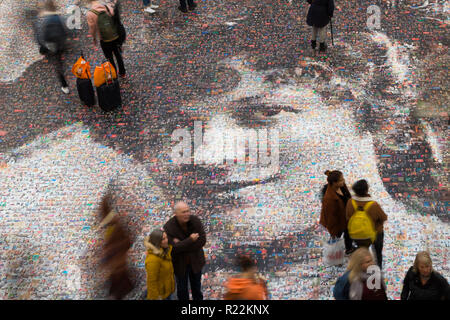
[144,229,175,300]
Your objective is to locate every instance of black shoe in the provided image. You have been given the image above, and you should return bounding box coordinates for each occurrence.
[319,42,327,53]
[188,2,197,10]
[311,40,316,50]
[178,6,188,13]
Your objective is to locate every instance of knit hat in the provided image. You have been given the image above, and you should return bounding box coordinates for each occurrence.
[149,229,164,248]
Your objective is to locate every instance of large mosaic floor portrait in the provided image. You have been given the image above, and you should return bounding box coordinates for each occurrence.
[0,0,448,300]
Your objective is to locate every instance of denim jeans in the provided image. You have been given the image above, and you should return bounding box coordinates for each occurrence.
[143,0,150,6]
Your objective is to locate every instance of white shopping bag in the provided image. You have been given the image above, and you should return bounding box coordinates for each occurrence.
[323,237,345,266]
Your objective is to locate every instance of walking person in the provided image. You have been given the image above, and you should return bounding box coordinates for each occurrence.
[178,0,197,13]
[224,255,269,300]
[401,251,450,300]
[320,170,354,255]
[144,229,175,300]
[35,0,69,94]
[87,0,126,78]
[143,0,159,14]
[98,193,134,299]
[164,201,206,300]
[306,0,334,53]
[346,179,388,269]
[347,248,387,300]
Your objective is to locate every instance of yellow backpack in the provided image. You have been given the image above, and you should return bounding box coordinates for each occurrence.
[348,200,376,243]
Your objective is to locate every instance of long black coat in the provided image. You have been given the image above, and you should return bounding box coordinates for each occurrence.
[306,0,335,28]
[164,215,206,277]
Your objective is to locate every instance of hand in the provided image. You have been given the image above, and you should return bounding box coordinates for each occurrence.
[190,233,199,241]
[173,238,180,244]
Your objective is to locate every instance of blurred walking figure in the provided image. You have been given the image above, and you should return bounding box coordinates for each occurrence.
[164,201,206,300]
[87,0,126,78]
[143,0,159,14]
[144,229,175,300]
[346,179,388,269]
[401,251,450,300]
[346,248,387,300]
[224,255,269,300]
[98,194,134,299]
[306,0,334,53]
[320,170,354,254]
[35,0,69,94]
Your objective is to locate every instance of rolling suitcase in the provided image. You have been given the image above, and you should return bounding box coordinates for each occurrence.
[72,53,95,107]
[76,77,96,107]
[94,62,121,112]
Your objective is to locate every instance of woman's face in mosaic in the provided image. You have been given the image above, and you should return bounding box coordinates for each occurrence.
[151,54,379,244]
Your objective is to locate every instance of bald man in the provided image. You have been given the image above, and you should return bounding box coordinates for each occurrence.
[163,202,206,300]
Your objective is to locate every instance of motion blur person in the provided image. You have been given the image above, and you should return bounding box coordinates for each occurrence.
[401,251,450,300]
[144,229,175,300]
[320,170,354,254]
[224,255,269,300]
[35,0,69,94]
[164,201,206,300]
[98,193,134,299]
[346,179,388,269]
[347,248,387,300]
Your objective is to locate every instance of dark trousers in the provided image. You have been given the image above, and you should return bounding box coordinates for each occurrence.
[47,51,68,88]
[336,229,353,251]
[100,39,126,76]
[354,232,384,269]
[175,265,203,300]
[179,0,195,9]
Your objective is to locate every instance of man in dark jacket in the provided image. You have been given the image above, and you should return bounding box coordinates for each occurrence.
[164,201,206,300]
[306,0,334,53]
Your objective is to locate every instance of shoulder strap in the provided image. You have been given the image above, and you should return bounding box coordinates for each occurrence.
[90,9,100,16]
[363,201,374,211]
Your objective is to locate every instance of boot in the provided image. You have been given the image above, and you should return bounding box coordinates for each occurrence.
[319,42,327,53]
[311,40,316,50]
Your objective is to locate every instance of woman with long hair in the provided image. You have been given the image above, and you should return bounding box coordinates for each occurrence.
[347,248,387,300]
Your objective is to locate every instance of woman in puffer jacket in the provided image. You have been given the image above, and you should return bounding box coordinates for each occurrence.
[144,229,175,300]
[306,0,334,53]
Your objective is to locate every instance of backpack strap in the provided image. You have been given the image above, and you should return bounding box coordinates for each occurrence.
[363,201,374,211]
[351,199,358,210]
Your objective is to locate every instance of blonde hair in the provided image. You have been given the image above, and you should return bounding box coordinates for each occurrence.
[346,247,373,283]
[413,251,433,274]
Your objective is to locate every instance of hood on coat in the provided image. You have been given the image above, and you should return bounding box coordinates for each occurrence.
[144,238,171,259]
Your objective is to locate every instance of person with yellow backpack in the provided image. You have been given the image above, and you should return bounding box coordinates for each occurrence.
[346,179,388,269]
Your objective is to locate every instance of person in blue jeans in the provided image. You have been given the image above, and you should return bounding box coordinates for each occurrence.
[143,0,159,13]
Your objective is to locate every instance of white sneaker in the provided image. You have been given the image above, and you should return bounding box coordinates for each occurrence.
[150,4,159,8]
[61,86,70,94]
[144,6,156,13]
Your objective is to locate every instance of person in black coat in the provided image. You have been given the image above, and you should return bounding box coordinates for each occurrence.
[163,201,206,300]
[401,251,449,300]
[306,0,334,53]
